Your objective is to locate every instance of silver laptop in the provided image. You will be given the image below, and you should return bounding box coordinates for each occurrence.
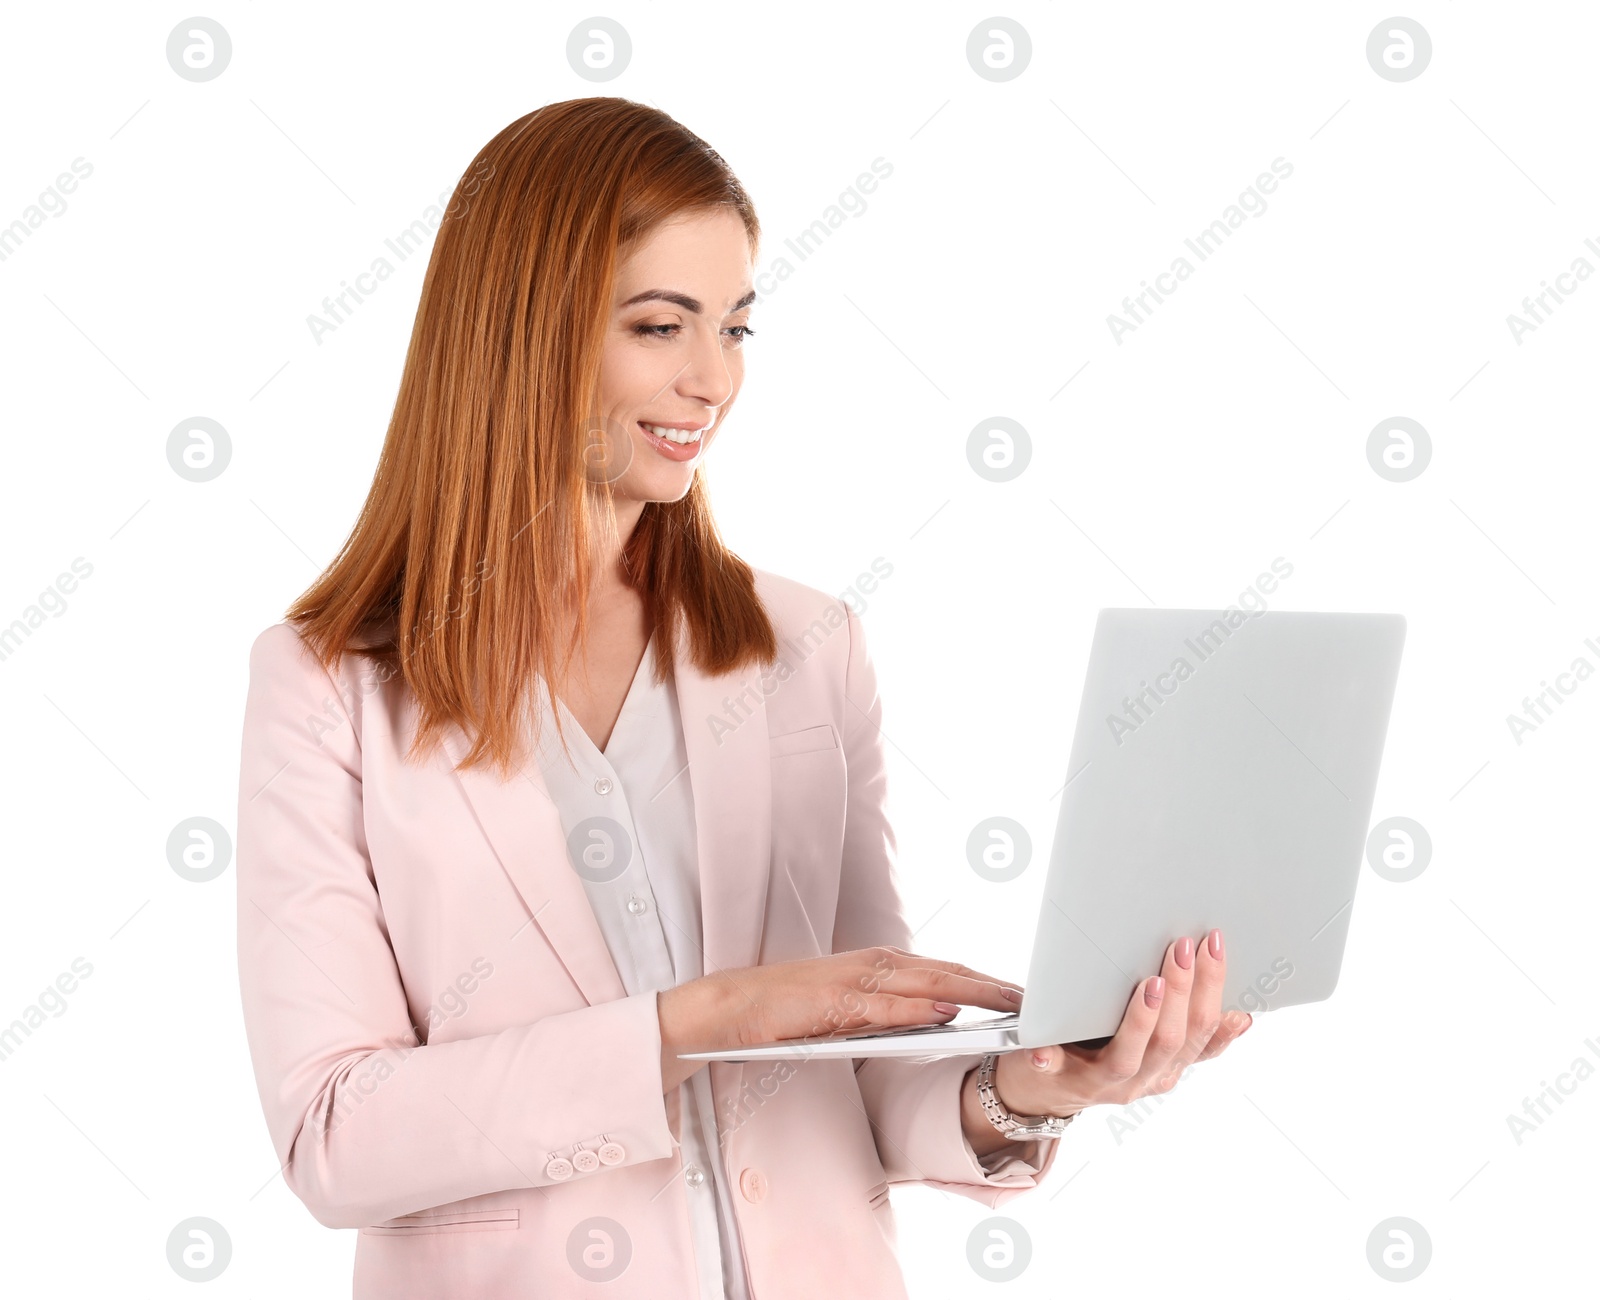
[678,608,1406,1062]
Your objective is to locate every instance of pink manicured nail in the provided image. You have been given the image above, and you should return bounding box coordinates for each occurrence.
[933,1001,959,1015]
[1002,987,1022,1002]
[1032,1052,1050,1068]
[1175,936,1193,970]
[1208,929,1224,959]
[1145,976,1164,1006]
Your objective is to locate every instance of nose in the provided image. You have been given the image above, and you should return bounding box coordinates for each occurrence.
[671,321,736,411]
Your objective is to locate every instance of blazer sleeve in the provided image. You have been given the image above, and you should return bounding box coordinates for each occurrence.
[235,624,677,1229]
[831,603,1065,1206]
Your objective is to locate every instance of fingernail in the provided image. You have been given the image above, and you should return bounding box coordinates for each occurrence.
[1002,987,1022,1002]
[1240,1013,1252,1032]
[1175,936,1193,970]
[1208,929,1223,958]
[1032,1051,1050,1068]
[933,1001,959,1015]
[1145,976,1164,1007]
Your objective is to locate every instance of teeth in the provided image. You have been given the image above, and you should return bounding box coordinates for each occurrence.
[644,423,704,445]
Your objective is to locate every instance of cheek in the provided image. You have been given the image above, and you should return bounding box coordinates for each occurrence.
[598,338,657,410]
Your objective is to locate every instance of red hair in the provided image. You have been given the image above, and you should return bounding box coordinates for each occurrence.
[284,98,778,777]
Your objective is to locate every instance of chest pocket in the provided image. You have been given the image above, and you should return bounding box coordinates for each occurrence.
[764,724,848,958]
[769,722,839,758]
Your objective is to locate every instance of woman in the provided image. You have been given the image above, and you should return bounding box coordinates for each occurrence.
[235,97,1251,1299]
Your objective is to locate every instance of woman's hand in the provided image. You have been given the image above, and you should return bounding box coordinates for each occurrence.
[971,928,1253,1146]
[659,946,1021,1091]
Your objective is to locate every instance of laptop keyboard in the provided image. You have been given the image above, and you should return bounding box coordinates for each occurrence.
[841,1013,1020,1040]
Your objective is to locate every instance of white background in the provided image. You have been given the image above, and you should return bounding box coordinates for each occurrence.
[1,2,1594,1295]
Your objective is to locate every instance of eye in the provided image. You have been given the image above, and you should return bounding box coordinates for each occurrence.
[631,322,756,344]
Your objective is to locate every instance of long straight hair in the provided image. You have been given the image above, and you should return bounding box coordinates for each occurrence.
[284,98,778,778]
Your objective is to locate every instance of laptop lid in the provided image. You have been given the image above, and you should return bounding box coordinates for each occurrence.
[1016,608,1406,1048]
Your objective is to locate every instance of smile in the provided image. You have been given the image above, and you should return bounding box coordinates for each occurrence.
[640,423,704,445]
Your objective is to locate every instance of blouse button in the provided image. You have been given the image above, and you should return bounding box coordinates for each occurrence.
[627,893,649,916]
[544,1156,574,1181]
[594,776,614,795]
[573,1149,600,1173]
[683,1163,705,1188]
[598,1142,626,1165]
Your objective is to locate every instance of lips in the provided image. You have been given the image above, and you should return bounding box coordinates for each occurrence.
[639,421,704,445]
[637,422,706,462]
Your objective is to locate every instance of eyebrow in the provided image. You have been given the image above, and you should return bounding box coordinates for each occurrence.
[619,287,757,315]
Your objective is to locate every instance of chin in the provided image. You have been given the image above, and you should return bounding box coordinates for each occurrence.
[621,469,698,506]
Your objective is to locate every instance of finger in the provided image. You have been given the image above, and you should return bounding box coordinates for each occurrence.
[1097,973,1165,1084]
[1135,936,1196,1088]
[1179,927,1228,1066]
[886,950,1025,998]
[828,990,967,1033]
[876,941,1024,992]
[867,953,1023,1012]
[1196,1009,1252,1062]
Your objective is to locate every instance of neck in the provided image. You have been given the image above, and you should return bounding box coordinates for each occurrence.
[585,495,647,608]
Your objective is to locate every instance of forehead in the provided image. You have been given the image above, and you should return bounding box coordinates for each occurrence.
[614,210,754,299]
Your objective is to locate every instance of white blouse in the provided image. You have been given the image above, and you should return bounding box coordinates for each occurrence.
[533,629,751,1299]
[533,628,1024,1297]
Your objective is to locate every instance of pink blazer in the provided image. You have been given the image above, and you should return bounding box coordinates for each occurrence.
[236,567,1060,1298]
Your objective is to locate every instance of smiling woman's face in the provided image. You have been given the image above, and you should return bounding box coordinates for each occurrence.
[593,208,756,506]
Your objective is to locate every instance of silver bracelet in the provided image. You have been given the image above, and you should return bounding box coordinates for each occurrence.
[975,1053,1076,1141]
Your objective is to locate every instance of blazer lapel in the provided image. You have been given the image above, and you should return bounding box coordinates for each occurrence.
[439,723,629,1009]
[668,619,773,983]
[436,621,774,1013]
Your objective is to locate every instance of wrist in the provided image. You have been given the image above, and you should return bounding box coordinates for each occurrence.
[990,1050,1086,1122]
[658,979,725,1092]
